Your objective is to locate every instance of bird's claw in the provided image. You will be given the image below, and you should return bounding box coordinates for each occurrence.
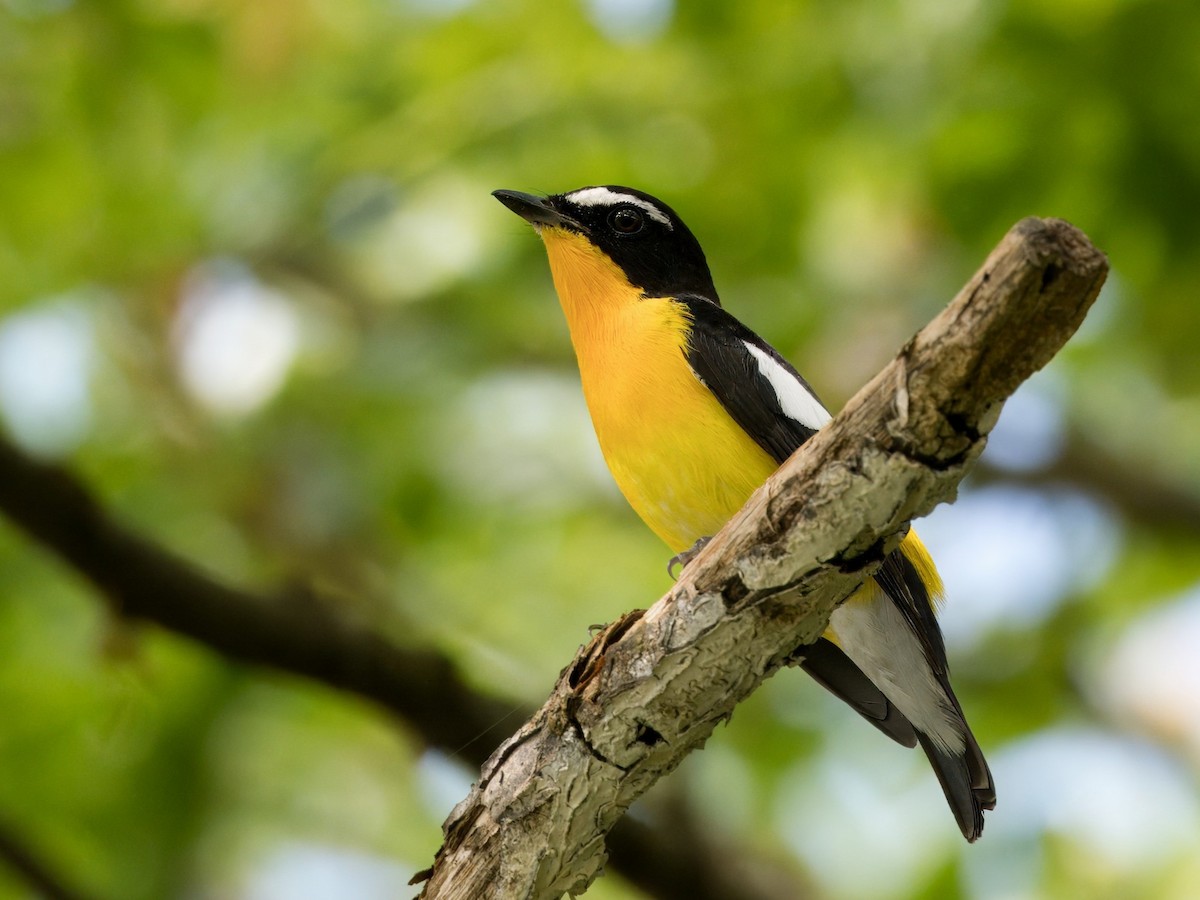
[667,536,713,580]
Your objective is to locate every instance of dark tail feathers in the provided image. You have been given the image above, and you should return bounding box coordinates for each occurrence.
[917,728,995,842]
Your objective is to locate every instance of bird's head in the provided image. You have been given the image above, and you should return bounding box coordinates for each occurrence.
[493,185,719,303]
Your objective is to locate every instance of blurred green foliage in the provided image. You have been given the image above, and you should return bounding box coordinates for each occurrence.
[2,1,1200,898]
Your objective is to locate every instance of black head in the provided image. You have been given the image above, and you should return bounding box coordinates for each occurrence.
[493,185,719,302]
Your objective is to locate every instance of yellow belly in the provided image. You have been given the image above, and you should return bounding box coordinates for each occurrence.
[570,295,944,625]
[569,293,945,602]
[537,225,942,608]
[576,298,778,553]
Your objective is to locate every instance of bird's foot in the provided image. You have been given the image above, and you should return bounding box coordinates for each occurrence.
[667,536,713,580]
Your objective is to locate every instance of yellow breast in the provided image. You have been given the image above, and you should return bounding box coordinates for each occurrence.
[540,227,778,552]
[538,226,943,626]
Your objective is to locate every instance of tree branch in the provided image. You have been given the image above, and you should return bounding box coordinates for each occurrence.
[0,436,518,755]
[416,218,1108,899]
[0,434,810,899]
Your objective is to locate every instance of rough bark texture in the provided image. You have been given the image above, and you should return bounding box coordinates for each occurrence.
[417,217,1109,899]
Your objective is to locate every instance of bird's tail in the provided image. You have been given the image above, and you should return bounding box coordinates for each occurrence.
[917,720,995,843]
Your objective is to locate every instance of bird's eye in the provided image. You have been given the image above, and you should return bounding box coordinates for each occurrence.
[609,207,645,234]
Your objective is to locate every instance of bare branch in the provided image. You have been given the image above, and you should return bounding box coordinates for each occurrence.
[417,218,1108,899]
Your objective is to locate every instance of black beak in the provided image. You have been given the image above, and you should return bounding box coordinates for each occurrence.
[492,189,582,231]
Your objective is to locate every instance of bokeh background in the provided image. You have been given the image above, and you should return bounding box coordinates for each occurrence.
[3,0,1200,898]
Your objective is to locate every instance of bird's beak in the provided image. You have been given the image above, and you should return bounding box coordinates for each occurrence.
[492,190,583,231]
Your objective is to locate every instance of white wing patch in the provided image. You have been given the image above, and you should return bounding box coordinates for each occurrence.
[743,342,832,431]
[564,187,673,228]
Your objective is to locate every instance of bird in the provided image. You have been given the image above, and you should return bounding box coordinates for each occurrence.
[493,184,995,841]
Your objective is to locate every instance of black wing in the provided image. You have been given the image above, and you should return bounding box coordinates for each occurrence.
[680,294,951,672]
[678,295,824,465]
[875,548,950,676]
[678,295,926,746]
[680,294,994,831]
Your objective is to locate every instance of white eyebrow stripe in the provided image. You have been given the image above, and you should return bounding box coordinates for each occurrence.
[743,342,832,431]
[564,187,673,228]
